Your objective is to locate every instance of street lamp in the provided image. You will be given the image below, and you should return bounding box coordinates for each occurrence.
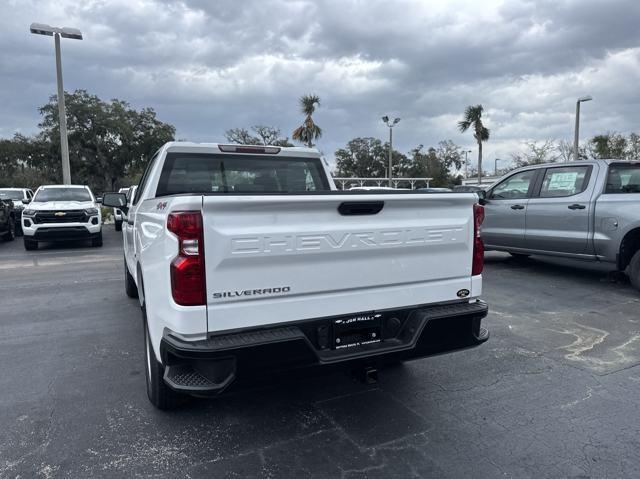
[463,150,472,178]
[30,23,83,185]
[494,158,501,177]
[382,116,400,187]
[573,95,592,162]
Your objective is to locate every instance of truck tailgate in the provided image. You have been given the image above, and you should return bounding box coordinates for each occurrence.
[202,194,476,332]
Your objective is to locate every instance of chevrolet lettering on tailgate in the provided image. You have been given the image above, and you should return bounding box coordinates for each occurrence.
[230,227,466,255]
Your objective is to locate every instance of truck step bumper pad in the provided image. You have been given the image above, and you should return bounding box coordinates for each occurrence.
[164,362,235,394]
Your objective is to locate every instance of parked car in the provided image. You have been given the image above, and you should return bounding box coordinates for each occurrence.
[22,185,103,250]
[481,159,640,290]
[103,142,489,409]
[113,187,130,231]
[0,188,34,236]
[0,197,16,242]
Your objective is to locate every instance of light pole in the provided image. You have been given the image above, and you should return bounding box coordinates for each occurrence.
[382,116,400,187]
[464,150,472,178]
[30,23,83,185]
[494,158,501,177]
[573,95,592,162]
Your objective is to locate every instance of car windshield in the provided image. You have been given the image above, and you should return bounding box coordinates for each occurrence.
[33,188,92,202]
[0,189,23,200]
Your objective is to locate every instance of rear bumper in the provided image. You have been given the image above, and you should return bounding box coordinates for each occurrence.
[160,300,489,396]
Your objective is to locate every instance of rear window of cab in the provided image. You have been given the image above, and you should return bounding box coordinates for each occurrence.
[606,164,640,193]
[155,153,330,196]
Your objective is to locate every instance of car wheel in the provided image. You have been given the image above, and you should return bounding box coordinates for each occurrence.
[143,306,181,410]
[124,257,139,299]
[627,249,640,291]
[24,238,37,250]
[115,220,122,232]
[15,218,23,237]
[92,231,103,247]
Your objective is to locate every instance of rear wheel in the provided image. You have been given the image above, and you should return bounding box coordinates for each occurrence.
[15,217,23,237]
[143,307,181,410]
[627,249,640,291]
[23,238,37,250]
[124,258,138,298]
[115,220,122,232]
[91,231,103,247]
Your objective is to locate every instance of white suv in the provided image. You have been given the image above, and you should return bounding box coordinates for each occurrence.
[22,185,103,250]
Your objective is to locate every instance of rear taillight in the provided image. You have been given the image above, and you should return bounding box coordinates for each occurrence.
[472,203,485,276]
[167,211,205,306]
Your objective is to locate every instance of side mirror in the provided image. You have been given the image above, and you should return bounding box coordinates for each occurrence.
[102,192,128,213]
[96,197,103,204]
[476,190,487,205]
[22,198,30,204]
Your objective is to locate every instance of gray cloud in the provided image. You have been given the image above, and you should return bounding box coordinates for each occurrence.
[1,0,639,170]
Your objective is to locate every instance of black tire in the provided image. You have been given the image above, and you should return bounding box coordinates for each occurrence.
[92,231,103,247]
[24,238,37,250]
[509,252,530,259]
[115,220,122,232]
[143,307,181,410]
[15,218,23,237]
[124,258,139,299]
[3,218,15,242]
[627,249,640,292]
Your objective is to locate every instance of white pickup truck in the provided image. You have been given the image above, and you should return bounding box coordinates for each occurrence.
[103,142,488,409]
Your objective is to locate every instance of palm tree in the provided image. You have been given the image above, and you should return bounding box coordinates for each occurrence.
[292,94,322,148]
[458,105,490,184]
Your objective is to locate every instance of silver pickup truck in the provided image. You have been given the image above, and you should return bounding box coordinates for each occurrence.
[480,159,640,290]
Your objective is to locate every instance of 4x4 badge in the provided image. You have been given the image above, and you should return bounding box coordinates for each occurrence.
[457,289,470,298]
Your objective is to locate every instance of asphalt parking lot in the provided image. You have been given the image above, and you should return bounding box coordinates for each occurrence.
[1,229,639,478]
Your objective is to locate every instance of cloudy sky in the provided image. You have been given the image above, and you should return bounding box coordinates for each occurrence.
[2,0,639,169]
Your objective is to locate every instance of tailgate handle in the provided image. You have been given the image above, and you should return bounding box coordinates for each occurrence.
[338,201,384,216]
